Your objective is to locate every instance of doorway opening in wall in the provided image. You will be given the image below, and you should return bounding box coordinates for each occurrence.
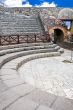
[54,29,64,43]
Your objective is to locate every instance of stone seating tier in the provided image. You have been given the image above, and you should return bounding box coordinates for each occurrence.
[0,42,63,68]
[0,51,61,110]
[0,41,64,110]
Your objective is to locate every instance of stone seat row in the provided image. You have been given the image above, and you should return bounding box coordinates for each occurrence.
[0,49,72,110]
[0,43,63,69]
[0,42,62,110]
[0,51,61,110]
[0,43,60,56]
[0,42,53,50]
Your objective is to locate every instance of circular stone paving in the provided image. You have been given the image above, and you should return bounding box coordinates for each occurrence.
[18,56,73,99]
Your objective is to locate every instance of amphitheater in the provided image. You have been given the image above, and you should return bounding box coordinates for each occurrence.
[0,6,73,110]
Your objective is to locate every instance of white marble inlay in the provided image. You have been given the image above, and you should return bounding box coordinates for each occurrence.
[19,56,73,99]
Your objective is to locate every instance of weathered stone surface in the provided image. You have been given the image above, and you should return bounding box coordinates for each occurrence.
[0,42,73,110]
[58,48,64,53]
[0,42,53,51]
[0,12,43,35]
[37,105,54,110]
[52,97,73,110]
[6,97,38,110]
[0,89,19,110]
[0,43,61,69]
[9,83,34,96]
[0,79,8,93]
[0,73,18,81]
[0,44,58,56]
[19,54,73,99]
[26,88,57,107]
[3,78,24,87]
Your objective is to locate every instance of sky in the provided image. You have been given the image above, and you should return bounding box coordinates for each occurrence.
[0,0,73,7]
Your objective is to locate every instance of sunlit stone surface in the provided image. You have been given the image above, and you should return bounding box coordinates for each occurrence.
[19,55,73,99]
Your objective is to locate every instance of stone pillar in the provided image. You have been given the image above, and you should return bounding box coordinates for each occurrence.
[17,35,20,44]
[0,37,1,45]
[71,21,73,36]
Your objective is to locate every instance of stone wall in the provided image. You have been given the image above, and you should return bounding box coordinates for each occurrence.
[0,6,73,40]
[0,7,61,16]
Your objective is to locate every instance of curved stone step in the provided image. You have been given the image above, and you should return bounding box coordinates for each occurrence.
[1,52,60,86]
[0,42,53,51]
[0,51,73,110]
[0,48,61,69]
[0,52,60,110]
[0,44,57,56]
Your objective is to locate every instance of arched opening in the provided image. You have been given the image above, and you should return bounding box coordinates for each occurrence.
[54,29,64,43]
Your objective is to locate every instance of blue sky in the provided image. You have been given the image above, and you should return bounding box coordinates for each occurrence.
[22,0,73,7]
[0,0,73,7]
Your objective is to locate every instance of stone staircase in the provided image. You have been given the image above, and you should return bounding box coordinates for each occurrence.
[0,13,44,36]
[0,42,65,110]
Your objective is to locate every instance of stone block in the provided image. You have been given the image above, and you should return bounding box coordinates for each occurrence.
[52,96,73,110]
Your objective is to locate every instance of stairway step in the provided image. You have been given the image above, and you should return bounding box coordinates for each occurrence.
[0,13,44,35]
[0,48,60,68]
[0,45,57,56]
[0,42,53,50]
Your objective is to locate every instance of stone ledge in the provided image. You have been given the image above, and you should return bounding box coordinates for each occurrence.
[1,52,60,87]
[0,42,53,51]
[17,52,60,70]
[0,44,58,56]
[0,49,60,69]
